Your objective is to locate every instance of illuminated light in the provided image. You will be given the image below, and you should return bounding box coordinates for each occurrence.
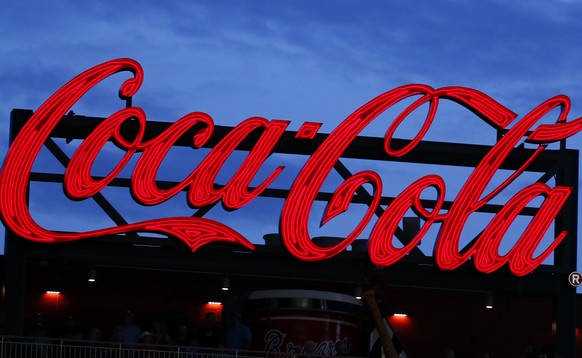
[485,294,494,309]
[65,107,146,198]
[133,116,289,209]
[281,85,442,261]
[354,287,363,300]
[383,86,516,157]
[383,89,438,157]
[525,95,572,143]
[295,122,322,139]
[46,291,61,295]
[208,301,222,305]
[88,268,96,283]
[393,313,407,317]
[218,118,287,208]
[473,184,570,275]
[185,117,288,209]
[0,58,254,253]
[221,277,230,291]
[130,112,215,205]
[0,59,578,277]
[435,95,573,276]
[369,175,446,266]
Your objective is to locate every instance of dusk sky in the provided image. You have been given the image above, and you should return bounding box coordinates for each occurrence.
[2,0,582,282]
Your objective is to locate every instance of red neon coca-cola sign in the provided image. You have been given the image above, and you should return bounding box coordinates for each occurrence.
[0,58,579,276]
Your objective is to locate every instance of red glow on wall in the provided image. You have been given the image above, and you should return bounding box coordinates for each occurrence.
[0,58,578,277]
[40,291,66,311]
[200,303,223,322]
[388,314,413,336]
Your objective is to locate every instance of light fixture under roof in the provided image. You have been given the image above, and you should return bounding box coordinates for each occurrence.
[486,293,494,309]
[88,268,96,283]
[354,287,363,300]
[221,277,230,291]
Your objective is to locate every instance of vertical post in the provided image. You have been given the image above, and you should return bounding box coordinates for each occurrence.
[2,109,33,335]
[4,231,26,335]
[362,289,399,358]
[553,150,578,357]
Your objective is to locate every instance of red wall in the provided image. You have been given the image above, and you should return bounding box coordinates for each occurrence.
[4,264,580,356]
[385,289,554,357]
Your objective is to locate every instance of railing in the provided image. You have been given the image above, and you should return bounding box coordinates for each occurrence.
[0,336,359,358]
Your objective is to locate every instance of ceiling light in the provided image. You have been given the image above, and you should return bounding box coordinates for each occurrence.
[486,293,494,309]
[88,268,96,283]
[221,277,230,291]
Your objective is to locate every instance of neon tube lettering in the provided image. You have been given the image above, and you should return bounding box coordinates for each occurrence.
[0,58,579,276]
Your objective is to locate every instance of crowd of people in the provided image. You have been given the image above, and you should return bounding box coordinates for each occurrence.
[23,310,252,355]
[10,312,566,357]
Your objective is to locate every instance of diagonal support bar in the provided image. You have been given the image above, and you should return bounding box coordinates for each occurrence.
[333,160,425,257]
[43,138,140,237]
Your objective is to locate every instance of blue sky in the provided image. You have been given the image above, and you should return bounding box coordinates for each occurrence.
[1,0,582,279]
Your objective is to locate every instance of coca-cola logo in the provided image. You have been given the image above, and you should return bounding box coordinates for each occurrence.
[0,58,578,276]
